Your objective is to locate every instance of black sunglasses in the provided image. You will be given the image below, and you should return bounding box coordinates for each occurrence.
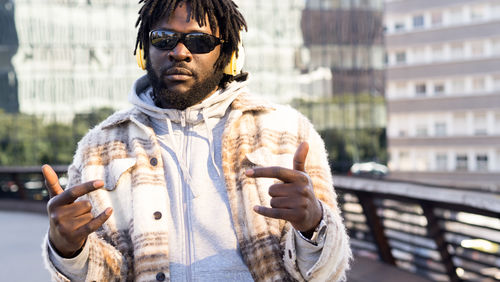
[149,30,225,54]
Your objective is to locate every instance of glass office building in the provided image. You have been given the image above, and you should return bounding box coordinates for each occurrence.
[236,0,386,169]
[9,0,141,121]
[1,0,386,168]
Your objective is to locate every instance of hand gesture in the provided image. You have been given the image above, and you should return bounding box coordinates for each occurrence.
[43,165,112,258]
[245,142,322,233]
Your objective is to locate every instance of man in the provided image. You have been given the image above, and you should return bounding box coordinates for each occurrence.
[42,0,351,281]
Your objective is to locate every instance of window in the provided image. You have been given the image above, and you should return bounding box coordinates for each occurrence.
[394,82,407,96]
[416,126,428,137]
[449,8,463,24]
[472,77,485,92]
[399,151,411,170]
[496,112,500,134]
[456,155,468,171]
[434,83,445,95]
[395,51,406,64]
[470,42,484,57]
[435,122,447,136]
[476,155,488,171]
[474,113,487,135]
[453,113,467,135]
[415,83,426,96]
[493,39,500,55]
[431,11,443,26]
[470,6,485,21]
[451,79,465,93]
[494,76,500,90]
[436,154,448,171]
[395,22,405,32]
[413,15,424,28]
[431,45,444,61]
[451,43,464,59]
[413,47,426,63]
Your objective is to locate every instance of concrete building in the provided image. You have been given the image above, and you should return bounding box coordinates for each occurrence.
[385,0,500,189]
[10,0,141,121]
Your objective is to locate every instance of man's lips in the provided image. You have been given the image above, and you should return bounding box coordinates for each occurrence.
[163,67,193,81]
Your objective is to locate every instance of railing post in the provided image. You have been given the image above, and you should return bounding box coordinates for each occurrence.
[357,191,396,265]
[421,202,461,282]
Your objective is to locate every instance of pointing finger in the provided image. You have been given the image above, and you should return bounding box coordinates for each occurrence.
[246,166,309,184]
[253,205,295,221]
[77,207,112,237]
[52,180,105,206]
[42,164,63,198]
[293,142,309,172]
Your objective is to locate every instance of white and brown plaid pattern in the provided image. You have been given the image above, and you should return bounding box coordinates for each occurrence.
[43,93,351,281]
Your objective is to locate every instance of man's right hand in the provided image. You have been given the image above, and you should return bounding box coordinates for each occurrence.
[42,164,112,258]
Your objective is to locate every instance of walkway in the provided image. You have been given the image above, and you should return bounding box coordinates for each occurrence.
[0,203,430,282]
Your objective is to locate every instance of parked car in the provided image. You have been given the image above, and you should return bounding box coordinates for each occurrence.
[349,162,388,179]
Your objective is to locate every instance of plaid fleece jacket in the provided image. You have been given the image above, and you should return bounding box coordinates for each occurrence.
[42,93,351,281]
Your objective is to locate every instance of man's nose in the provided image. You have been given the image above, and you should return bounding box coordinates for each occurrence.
[168,42,192,62]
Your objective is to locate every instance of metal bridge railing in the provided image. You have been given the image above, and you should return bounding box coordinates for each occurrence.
[2,168,500,281]
[335,176,500,282]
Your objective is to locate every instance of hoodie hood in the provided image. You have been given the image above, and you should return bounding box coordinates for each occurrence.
[128,75,249,126]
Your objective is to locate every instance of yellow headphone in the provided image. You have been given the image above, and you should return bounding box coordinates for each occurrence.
[135,40,245,76]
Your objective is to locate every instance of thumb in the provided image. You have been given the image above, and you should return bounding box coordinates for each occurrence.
[42,164,64,198]
[293,142,309,172]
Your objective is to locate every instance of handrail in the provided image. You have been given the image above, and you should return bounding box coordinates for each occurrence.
[334,176,500,282]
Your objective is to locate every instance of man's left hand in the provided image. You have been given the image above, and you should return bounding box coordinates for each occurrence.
[245,142,323,233]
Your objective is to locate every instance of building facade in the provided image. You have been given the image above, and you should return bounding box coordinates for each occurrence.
[11,0,141,121]
[385,0,500,189]
[229,0,388,170]
[0,0,19,113]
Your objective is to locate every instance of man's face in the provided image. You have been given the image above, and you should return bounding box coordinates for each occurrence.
[147,2,224,110]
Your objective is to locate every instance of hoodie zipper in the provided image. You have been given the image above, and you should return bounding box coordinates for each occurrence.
[180,111,193,282]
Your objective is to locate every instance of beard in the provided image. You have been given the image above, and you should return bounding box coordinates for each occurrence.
[146,60,224,110]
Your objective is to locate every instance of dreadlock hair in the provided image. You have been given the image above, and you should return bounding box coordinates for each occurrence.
[134,0,248,88]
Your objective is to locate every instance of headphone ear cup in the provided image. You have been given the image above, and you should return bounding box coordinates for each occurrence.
[223,43,245,76]
[136,48,146,70]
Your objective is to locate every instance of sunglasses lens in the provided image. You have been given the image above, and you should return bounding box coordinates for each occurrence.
[150,31,221,53]
[185,34,218,53]
[151,31,178,50]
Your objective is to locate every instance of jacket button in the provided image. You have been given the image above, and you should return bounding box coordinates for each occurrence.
[150,157,158,166]
[156,272,166,281]
[154,211,162,220]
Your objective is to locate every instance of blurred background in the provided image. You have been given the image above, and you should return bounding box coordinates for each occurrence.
[0,0,499,281]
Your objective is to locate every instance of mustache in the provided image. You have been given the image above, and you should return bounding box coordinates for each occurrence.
[160,63,194,76]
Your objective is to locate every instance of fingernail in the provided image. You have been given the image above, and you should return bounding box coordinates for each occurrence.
[105,207,113,215]
[245,169,254,176]
[93,180,104,188]
[253,206,259,212]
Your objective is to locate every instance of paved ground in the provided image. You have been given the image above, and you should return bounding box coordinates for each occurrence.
[0,211,51,281]
[0,209,430,282]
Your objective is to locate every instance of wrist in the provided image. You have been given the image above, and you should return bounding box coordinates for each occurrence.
[49,236,85,259]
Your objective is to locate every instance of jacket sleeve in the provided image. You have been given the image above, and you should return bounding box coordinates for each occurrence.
[281,115,352,281]
[42,160,127,281]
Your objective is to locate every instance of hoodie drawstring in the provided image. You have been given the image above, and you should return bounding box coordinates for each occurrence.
[202,109,223,179]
